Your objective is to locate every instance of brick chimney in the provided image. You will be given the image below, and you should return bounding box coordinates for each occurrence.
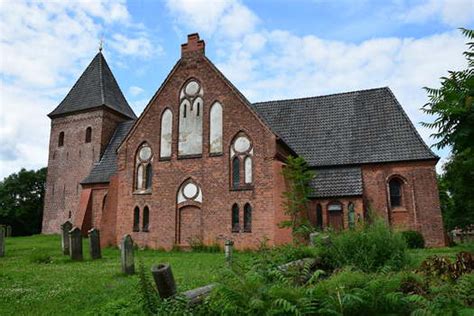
[181,33,205,57]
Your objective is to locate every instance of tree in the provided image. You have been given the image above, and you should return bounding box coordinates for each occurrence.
[0,168,47,236]
[279,156,315,242]
[422,28,474,231]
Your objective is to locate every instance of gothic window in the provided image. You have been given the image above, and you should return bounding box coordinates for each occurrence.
[85,127,92,143]
[209,102,223,154]
[58,131,64,147]
[232,157,240,189]
[316,203,323,229]
[133,207,140,232]
[244,203,252,232]
[142,206,150,232]
[178,79,203,156]
[177,179,203,204]
[232,203,240,232]
[230,133,253,189]
[160,109,173,158]
[389,178,403,207]
[135,143,153,192]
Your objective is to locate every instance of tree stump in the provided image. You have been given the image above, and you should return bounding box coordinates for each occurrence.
[88,228,102,259]
[151,264,177,299]
[121,234,135,275]
[69,227,83,261]
[61,221,73,255]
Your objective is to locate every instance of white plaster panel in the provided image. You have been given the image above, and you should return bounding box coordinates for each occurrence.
[183,182,198,199]
[139,146,151,160]
[179,99,203,156]
[160,109,173,158]
[244,156,252,183]
[185,80,200,96]
[234,136,250,153]
[209,102,223,153]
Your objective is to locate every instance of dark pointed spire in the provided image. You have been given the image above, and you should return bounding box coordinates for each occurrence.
[48,52,136,119]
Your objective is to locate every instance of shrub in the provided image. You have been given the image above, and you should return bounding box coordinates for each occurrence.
[28,252,53,264]
[321,220,408,272]
[418,251,474,281]
[401,230,425,249]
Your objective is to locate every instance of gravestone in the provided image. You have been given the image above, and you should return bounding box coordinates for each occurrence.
[309,232,320,246]
[151,264,177,299]
[61,221,73,255]
[69,227,83,261]
[224,240,234,265]
[121,234,135,274]
[0,226,5,257]
[6,226,12,237]
[88,228,102,259]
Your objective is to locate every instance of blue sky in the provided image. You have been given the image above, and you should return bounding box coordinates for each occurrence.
[1,0,473,179]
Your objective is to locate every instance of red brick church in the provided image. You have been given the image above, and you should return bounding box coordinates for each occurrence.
[42,34,445,248]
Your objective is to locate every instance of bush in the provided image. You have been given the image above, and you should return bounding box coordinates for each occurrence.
[28,252,53,264]
[401,230,425,249]
[321,220,408,272]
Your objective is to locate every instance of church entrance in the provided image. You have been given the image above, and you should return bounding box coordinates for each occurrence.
[327,202,343,231]
[178,205,202,246]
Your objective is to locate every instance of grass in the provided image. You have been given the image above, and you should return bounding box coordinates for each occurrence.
[0,235,473,315]
[0,234,252,316]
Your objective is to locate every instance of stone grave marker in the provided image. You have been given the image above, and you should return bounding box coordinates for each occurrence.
[69,227,83,261]
[61,221,73,255]
[121,234,135,274]
[88,228,102,259]
[6,225,12,237]
[224,240,234,265]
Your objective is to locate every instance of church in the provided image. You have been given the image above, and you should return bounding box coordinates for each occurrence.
[42,33,445,249]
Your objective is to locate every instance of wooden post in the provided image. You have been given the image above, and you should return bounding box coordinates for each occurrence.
[88,228,102,259]
[0,226,5,257]
[121,234,135,274]
[151,264,177,299]
[61,221,73,255]
[69,227,83,261]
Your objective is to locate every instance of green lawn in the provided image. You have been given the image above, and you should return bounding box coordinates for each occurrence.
[0,235,473,315]
[0,235,252,315]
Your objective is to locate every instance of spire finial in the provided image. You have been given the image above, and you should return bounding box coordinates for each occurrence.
[98,36,104,52]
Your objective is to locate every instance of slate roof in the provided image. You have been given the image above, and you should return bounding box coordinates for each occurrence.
[82,120,135,184]
[252,87,437,167]
[48,52,136,119]
[310,167,363,198]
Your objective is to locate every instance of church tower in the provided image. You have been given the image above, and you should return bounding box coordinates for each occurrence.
[42,51,136,233]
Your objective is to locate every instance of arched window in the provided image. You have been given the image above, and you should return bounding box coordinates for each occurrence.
[142,206,150,232]
[230,133,253,189]
[316,204,323,229]
[135,143,153,192]
[179,79,203,156]
[58,132,64,147]
[389,178,403,207]
[177,179,203,204]
[244,203,252,232]
[133,207,140,232]
[232,203,240,232]
[160,109,173,158]
[85,127,92,143]
[209,102,223,154]
[232,157,240,189]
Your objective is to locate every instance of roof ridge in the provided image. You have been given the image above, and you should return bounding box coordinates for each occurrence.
[98,52,105,105]
[252,86,389,105]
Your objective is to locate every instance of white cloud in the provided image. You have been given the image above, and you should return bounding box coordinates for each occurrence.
[400,0,474,27]
[129,85,144,96]
[109,33,160,58]
[165,0,258,38]
[0,0,158,179]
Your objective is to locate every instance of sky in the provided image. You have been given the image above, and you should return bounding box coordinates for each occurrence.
[0,0,473,179]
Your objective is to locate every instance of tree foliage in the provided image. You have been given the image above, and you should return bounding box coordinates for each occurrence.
[279,156,315,242]
[0,168,47,236]
[422,28,474,231]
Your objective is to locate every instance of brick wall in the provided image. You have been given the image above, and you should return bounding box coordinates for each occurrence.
[362,160,445,247]
[42,108,126,233]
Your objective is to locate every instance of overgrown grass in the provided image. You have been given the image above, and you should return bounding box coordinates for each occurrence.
[0,234,252,315]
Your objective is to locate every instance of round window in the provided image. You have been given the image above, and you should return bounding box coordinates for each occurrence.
[139,146,152,161]
[234,136,251,153]
[185,80,200,96]
[183,182,198,199]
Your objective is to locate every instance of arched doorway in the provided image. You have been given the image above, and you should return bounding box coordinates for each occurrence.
[327,202,343,231]
[178,205,202,245]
